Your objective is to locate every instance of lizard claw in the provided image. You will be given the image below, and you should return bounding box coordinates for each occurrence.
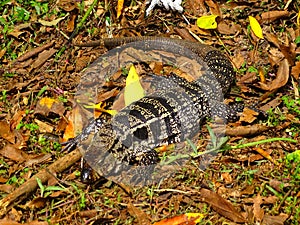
[61,137,80,152]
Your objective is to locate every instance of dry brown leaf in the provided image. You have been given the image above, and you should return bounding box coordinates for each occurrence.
[174,28,197,42]
[253,194,264,222]
[17,41,55,62]
[25,153,52,167]
[217,21,241,35]
[0,121,16,144]
[262,196,278,204]
[31,48,57,69]
[199,188,246,223]
[262,213,288,225]
[0,48,6,59]
[185,0,205,15]
[268,48,285,67]
[11,111,26,131]
[279,44,296,65]
[96,87,119,102]
[221,172,233,184]
[35,97,65,117]
[240,185,255,196]
[66,13,76,32]
[291,61,300,79]
[34,119,54,133]
[127,202,150,225]
[0,184,14,194]
[239,107,259,123]
[0,144,28,162]
[237,71,257,93]
[205,0,221,16]
[78,209,98,218]
[26,197,47,209]
[8,30,25,38]
[261,10,289,23]
[57,0,78,11]
[259,67,266,83]
[0,176,8,183]
[0,219,22,225]
[111,92,125,112]
[188,24,212,36]
[265,32,280,48]
[224,124,269,137]
[269,179,290,192]
[260,59,289,91]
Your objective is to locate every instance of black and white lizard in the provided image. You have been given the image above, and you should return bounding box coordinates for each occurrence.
[63,37,243,185]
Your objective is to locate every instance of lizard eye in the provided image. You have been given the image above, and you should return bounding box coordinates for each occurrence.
[133,127,148,140]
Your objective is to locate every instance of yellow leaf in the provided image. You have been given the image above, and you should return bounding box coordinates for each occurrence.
[39,97,59,109]
[84,102,117,116]
[297,10,300,26]
[185,213,204,223]
[249,16,264,39]
[117,0,124,18]
[124,65,145,106]
[103,109,118,116]
[196,15,218,29]
[84,102,103,109]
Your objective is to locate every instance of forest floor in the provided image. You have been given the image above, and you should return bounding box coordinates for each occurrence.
[0,0,300,224]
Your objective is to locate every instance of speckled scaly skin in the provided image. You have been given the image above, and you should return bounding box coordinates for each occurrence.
[63,37,242,184]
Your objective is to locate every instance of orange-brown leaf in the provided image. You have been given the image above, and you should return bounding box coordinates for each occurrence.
[117,0,124,18]
[199,188,246,223]
[153,213,203,225]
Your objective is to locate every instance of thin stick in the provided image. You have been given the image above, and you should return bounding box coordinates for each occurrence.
[0,149,82,217]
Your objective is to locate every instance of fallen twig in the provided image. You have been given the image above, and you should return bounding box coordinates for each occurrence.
[0,149,81,217]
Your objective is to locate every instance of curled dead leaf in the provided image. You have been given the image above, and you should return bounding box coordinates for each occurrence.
[260,59,289,91]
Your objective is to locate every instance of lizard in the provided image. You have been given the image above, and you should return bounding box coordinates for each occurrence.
[62,37,243,185]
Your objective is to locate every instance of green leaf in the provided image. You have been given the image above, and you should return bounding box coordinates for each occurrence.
[196,15,218,29]
[295,36,300,44]
[124,65,145,106]
[36,177,45,197]
[45,186,66,192]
